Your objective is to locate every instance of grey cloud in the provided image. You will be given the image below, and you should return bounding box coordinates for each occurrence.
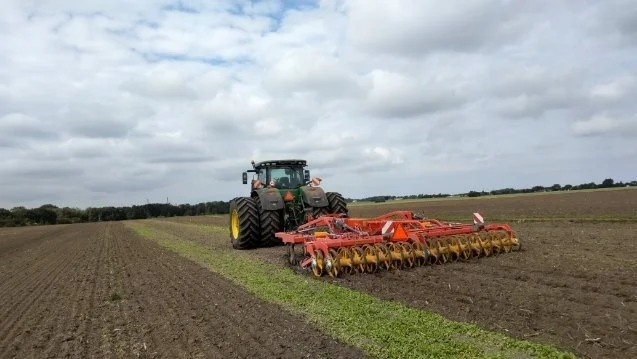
[587,0,637,46]
[146,155,216,164]
[571,115,637,137]
[196,91,324,141]
[211,166,249,182]
[84,176,168,194]
[0,183,75,207]
[345,0,538,56]
[0,113,59,142]
[0,161,84,181]
[120,74,196,100]
[364,88,465,119]
[57,102,154,139]
[262,47,366,99]
[351,70,469,119]
[490,92,576,119]
[485,67,589,119]
[70,119,134,138]
[131,136,209,160]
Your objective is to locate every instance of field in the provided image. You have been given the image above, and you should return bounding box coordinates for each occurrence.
[1,188,636,358]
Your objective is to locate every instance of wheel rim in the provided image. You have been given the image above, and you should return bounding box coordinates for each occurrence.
[230,209,240,238]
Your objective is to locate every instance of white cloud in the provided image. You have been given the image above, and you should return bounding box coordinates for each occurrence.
[590,75,636,100]
[0,0,636,208]
[572,115,637,136]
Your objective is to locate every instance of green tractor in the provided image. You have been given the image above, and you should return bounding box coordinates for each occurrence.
[228,159,349,249]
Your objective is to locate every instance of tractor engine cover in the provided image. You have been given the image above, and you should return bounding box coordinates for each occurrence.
[300,186,329,207]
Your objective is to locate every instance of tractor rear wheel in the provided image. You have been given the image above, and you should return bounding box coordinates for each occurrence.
[254,196,283,247]
[311,206,330,219]
[326,192,348,216]
[229,197,259,249]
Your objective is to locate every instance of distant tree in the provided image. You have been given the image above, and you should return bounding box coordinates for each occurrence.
[601,178,614,187]
[550,184,561,191]
[10,207,28,226]
[578,182,597,190]
[0,208,13,227]
[467,190,481,197]
[37,206,58,225]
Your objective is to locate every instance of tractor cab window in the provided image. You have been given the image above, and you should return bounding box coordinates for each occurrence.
[257,169,267,185]
[270,167,304,189]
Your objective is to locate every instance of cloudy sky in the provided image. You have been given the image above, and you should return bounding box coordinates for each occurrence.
[1,0,636,209]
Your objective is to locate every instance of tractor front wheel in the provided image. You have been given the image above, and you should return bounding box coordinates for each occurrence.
[229,197,259,249]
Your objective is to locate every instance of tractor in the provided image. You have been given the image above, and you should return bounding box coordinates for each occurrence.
[228,159,349,249]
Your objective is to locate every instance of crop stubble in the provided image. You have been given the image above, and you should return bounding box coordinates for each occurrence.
[0,222,366,358]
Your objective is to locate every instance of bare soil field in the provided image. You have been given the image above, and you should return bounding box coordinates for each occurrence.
[159,189,637,359]
[347,188,637,219]
[0,222,366,358]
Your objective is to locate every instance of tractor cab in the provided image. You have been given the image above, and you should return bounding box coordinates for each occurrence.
[231,158,349,250]
[242,159,311,191]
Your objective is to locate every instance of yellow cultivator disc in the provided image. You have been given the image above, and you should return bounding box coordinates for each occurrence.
[288,211,522,278]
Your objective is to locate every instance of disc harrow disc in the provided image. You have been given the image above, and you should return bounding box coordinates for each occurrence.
[387,242,404,269]
[363,244,379,273]
[311,249,324,277]
[375,243,392,270]
[327,248,340,277]
[337,247,355,275]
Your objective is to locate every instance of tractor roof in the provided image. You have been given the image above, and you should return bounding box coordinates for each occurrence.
[252,159,307,168]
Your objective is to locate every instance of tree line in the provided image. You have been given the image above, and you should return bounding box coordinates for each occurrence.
[348,178,637,202]
[1,178,635,227]
[0,202,229,228]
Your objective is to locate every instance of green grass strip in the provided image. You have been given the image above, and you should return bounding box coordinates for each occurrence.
[126,221,575,359]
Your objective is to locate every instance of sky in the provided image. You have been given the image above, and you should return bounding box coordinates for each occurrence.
[1,0,636,209]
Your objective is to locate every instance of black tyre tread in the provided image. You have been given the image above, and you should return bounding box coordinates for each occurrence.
[311,206,330,219]
[254,196,283,247]
[229,197,259,250]
[326,192,349,216]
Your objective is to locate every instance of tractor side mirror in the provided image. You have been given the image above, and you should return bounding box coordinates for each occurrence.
[242,172,248,184]
[304,170,310,182]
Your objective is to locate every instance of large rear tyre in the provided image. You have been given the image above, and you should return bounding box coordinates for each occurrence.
[311,206,330,219]
[229,197,259,249]
[326,191,348,217]
[254,196,283,247]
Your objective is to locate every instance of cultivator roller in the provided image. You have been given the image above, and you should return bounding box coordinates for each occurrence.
[276,211,521,277]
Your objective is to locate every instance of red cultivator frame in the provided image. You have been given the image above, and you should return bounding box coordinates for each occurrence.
[275,211,521,277]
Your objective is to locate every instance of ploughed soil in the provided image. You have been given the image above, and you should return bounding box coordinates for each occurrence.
[346,188,637,220]
[159,189,637,359]
[0,222,367,358]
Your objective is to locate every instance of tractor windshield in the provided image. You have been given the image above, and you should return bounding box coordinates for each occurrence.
[269,166,305,189]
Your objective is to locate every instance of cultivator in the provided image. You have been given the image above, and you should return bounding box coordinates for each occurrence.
[276,211,521,277]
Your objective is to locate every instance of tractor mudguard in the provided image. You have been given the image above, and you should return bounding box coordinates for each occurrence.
[299,186,329,207]
[254,188,285,211]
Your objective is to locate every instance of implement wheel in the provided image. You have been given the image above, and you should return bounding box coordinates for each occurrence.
[229,197,259,249]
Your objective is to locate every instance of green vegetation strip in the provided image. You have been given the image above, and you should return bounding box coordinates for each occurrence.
[126,221,574,359]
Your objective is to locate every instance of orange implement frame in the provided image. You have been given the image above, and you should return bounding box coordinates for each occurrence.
[276,211,521,277]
